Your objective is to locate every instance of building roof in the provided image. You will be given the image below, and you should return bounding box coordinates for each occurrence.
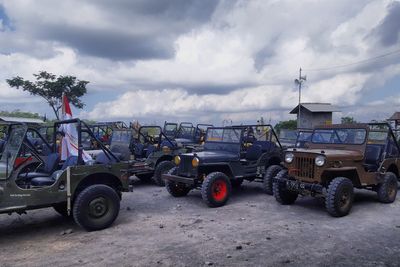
[0,116,44,124]
[388,112,400,121]
[290,103,339,114]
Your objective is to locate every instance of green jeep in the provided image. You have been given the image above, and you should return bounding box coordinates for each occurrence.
[0,119,131,231]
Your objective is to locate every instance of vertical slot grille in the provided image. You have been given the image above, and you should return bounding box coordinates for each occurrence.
[294,156,315,179]
[178,156,192,176]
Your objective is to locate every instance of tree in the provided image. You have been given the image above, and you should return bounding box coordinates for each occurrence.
[274,120,297,134]
[0,109,42,119]
[6,71,89,120]
[341,116,357,124]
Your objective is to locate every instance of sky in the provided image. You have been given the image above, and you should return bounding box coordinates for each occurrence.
[0,0,400,126]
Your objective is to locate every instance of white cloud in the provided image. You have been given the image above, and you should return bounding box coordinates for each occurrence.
[0,0,399,125]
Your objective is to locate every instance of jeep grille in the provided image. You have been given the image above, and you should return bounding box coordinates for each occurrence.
[177,156,194,176]
[293,156,315,179]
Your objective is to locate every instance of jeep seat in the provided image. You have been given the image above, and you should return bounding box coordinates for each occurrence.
[363,145,382,171]
[95,152,120,164]
[30,156,78,187]
[18,153,60,180]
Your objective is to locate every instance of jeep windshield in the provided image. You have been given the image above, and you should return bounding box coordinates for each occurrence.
[112,130,131,143]
[312,128,367,145]
[0,125,26,178]
[176,126,195,139]
[206,128,241,143]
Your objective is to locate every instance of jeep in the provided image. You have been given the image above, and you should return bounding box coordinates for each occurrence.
[273,123,399,217]
[1,119,131,231]
[162,125,283,207]
[109,125,191,186]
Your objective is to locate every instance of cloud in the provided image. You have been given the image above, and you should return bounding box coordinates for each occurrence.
[371,1,400,47]
[0,0,399,126]
[83,85,297,123]
[1,0,219,60]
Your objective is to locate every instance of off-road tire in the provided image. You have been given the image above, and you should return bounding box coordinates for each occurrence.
[53,202,71,217]
[153,161,175,186]
[263,165,283,195]
[325,177,354,217]
[273,169,298,205]
[201,172,232,207]
[165,167,191,197]
[73,184,120,231]
[377,172,398,203]
[231,178,243,188]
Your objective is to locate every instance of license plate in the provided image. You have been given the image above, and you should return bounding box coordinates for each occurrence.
[286,180,300,191]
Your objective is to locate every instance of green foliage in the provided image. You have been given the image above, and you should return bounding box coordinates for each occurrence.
[0,110,42,119]
[341,116,357,124]
[6,71,89,119]
[274,120,297,134]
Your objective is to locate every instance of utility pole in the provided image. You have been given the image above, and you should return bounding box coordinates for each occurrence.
[295,68,306,129]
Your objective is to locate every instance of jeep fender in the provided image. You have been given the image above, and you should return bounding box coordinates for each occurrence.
[155,155,174,167]
[198,163,235,178]
[321,167,361,187]
[257,151,282,167]
[73,172,124,200]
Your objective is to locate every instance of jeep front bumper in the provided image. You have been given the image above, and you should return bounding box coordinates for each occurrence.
[162,174,196,186]
[273,176,324,194]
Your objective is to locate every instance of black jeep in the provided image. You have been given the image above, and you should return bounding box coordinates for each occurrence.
[162,125,283,207]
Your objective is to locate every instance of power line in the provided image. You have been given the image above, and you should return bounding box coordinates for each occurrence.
[304,48,400,72]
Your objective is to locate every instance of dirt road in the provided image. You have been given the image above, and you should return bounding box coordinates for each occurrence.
[1,179,399,267]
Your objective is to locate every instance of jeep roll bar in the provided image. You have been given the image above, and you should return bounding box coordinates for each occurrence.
[232,124,282,148]
[54,118,120,165]
[138,125,177,149]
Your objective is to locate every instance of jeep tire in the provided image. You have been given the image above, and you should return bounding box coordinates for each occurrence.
[166,168,191,197]
[201,172,232,207]
[273,169,298,205]
[325,177,354,217]
[377,172,398,203]
[153,161,175,186]
[73,184,120,231]
[263,165,282,195]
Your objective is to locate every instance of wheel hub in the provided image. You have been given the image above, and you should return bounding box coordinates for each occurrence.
[88,197,108,218]
[212,180,227,201]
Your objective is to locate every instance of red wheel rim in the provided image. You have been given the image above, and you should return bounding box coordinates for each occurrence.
[211,180,227,202]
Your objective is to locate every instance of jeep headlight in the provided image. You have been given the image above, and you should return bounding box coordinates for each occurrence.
[192,157,200,167]
[315,155,326,167]
[284,152,294,164]
[174,155,181,165]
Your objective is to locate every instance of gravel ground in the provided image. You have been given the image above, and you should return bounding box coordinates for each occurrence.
[1,178,399,267]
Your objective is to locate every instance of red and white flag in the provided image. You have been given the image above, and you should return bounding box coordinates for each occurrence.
[60,94,92,162]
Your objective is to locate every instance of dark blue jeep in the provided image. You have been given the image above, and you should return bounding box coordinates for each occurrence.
[162,125,283,207]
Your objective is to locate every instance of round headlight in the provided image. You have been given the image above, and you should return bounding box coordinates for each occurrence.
[174,155,181,165]
[192,157,200,167]
[285,152,294,163]
[315,155,326,167]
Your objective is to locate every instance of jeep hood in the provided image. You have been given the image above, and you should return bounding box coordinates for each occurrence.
[182,150,239,163]
[290,148,364,161]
